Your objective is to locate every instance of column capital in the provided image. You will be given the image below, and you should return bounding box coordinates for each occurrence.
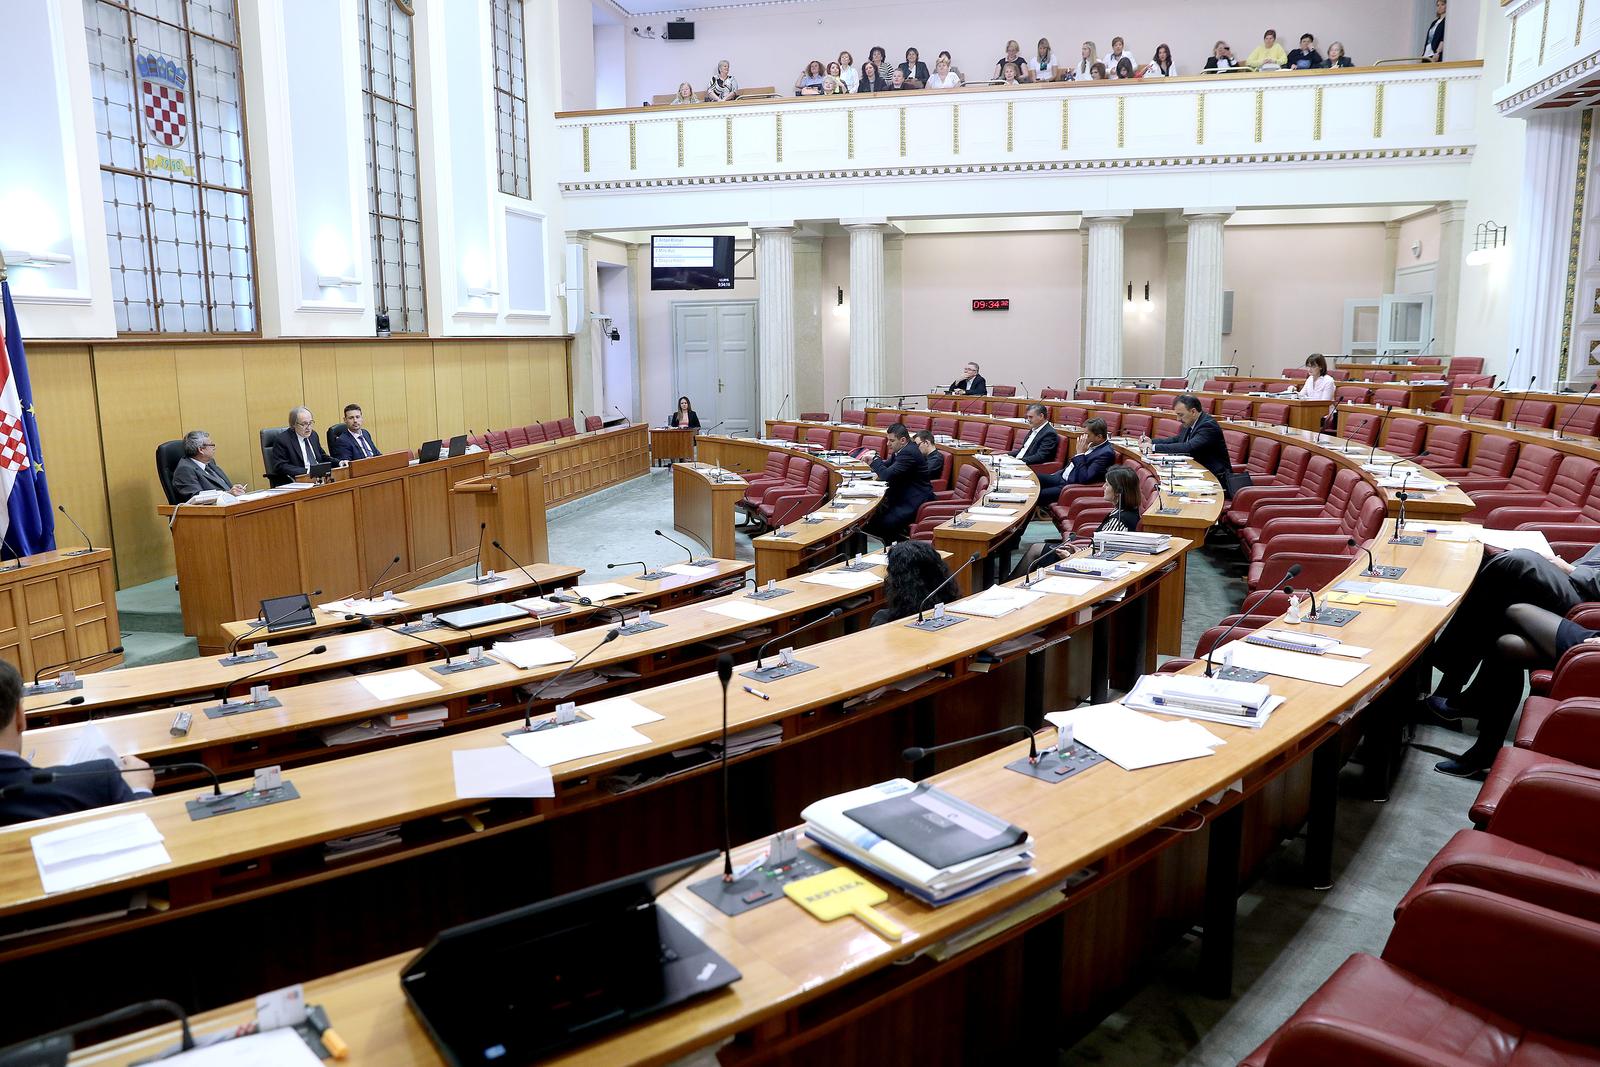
[563,230,592,246]
[841,217,891,232]
[1181,208,1235,223]
[1081,210,1132,227]
[750,221,798,234]
[1436,201,1468,225]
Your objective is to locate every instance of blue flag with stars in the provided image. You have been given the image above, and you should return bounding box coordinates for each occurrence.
[0,279,55,558]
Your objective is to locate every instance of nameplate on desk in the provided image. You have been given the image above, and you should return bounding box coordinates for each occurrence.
[432,656,500,676]
[615,619,667,636]
[741,659,818,682]
[216,649,277,667]
[395,619,446,635]
[204,695,283,718]
[185,781,300,820]
[747,587,794,600]
[1388,534,1425,546]
[23,679,85,698]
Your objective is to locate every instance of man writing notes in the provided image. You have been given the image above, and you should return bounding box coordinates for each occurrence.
[865,423,935,543]
[268,406,332,486]
[1038,417,1115,506]
[949,362,987,396]
[1012,404,1060,466]
[0,661,153,826]
[331,403,381,462]
[170,430,247,502]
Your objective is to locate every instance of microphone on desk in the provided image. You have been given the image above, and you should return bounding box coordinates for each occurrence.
[218,645,326,706]
[715,654,736,880]
[28,695,86,714]
[775,393,791,422]
[364,555,402,602]
[1509,375,1538,428]
[578,409,589,433]
[491,539,542,595]
[1018,380,1029,400]
[506,628,621,734]
[914,552,981,623]
[1555,381,1597,441]
[1347,536,1383,577]
[367,619,455,664]
[1303,586,1324,621]
[752,608,843,670]
[1499,347,1522,393]
[226,590,321,659]
[1369,406,1393,462]
[473,522,488,582]
[903,724,1040,766]
[0,540,24,571]
[32,647,124,687]
[1023,533,1081,587]
[0,999,196,1060]
[606,559,655,576]
[611,405,630,426]
[480,429,518,460]
[1205,564,1300,678]
[57,504,95,555]
[15,761,226,799]
[654,527,701,563]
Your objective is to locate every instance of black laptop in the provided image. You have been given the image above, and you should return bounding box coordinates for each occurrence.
[401,851,739,1065]
[446,434,468,458]
[418,439,443,463]
[259,593,315,632]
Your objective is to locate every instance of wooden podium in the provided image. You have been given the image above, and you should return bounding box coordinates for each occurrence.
[650,427,697,465]
[0,549,121,679]
[453,456,549,570]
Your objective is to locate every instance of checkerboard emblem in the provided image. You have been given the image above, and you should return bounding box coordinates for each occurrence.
[138,51,189,149]
[0,411,27,473]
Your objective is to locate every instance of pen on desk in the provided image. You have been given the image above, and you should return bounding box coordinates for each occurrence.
[742,685,770,701]
[308,1004,348,1060]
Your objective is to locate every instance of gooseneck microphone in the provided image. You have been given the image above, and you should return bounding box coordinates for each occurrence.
[775,393,791,422]
[8,761,224,800]
[1205,564,1301,678]
[903,724,1040,766]
[1369,406,1392,462]
[1348,536,1382,577]
[491,539,542,595]
[1556,381,1597,441]
[606,560,653,575]
[0,541,23,571]
[1509,375,1539,428]
[0,999,195,1059]
[220,644,326,704]
[368,619,454,665]
[480,429,517,460]
[1500,347,1522,394]
[227,590,321,658]
[30,695,87,714]
[716,654,736,881]
[473,522,488,582]
[508,628,621,733]
[32,646,124,686]
[57,504,95,554]
[654,527,700,563]
[916,552,981,622]
[753,608,843,669]
[364,554,402,602]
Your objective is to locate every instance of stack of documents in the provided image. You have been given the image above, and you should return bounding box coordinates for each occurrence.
[572,582,636,602]
[1046,704,1224,770]
[802,779,1033,906]
[799,569,881,591]
[948,585,1044,619]
[1124,674,1284,728]
[964,505,1018,519]
[505,718,652,767]
[321,596,408,616]
[512,596,571,618]
[1092,530,1171,554]
[1054,558,1134,580]
[32,814,171,894]
[490,638,576,670]
[1214,638,1372,687]
[1433,525,1556,558]
[1334,579,1459,606]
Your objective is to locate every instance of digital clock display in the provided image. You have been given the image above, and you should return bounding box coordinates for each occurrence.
[972,298,1010,311]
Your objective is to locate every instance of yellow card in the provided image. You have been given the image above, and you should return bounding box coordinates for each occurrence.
[783,867,904,941]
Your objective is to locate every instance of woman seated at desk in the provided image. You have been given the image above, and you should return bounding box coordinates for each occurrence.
[1008,465,1142,580]
[1300,353,1338,429]
[870,541,953,626]
[667,396,701,429]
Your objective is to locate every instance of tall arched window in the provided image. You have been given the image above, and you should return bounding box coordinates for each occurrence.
[491,0,531,199]
[359,0,426,335]
[84,0,256,333]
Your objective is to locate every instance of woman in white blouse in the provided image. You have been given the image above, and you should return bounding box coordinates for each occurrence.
[1033,38,1057,81]
[1142,43,1175,78]
[1068,41,1096,80]
[928,52,962,89]
[706,60,739,102]
[1302,353,1339,428]
[837,51,857,93]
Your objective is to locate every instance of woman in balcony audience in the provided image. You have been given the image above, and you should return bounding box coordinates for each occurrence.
[999,60,1023,85]
[857,59,890,93]
[1205,40,1239,72]
[898,47,929,88]
[670,82,697,104]
[1102,36,1130,69]
[870,540,953,627]
[868,45,888,70]
[821,74,845,95]
[1324,41,1354,68]
[1141,43,1175,77]
[1425,0,1446,61]
[991,40,1030,82]
[928,52,962,88]
[706,59,739,101]
[1067,41,1096,80]
[827,60,847,86]
[1285,33,1322,70]
[837,50,857,92]
[1302,353,1339,429]
[1033,38,1058,81]
[1113,57,1135,80]
[1246,29,1288,70]
[795,59,826,95]
[1088,61,1109,81]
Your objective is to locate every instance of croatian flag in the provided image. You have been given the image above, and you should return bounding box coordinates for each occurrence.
[0,280,55,557]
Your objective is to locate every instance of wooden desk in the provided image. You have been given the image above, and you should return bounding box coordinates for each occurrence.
[671,462,745,560]
[929,456,1039,595]
[161,453,488,654]
[0,548,120,680]
[650,426,698,465]
[1449,386,1600,422]
[72,525,1481,1067]
[486,424,649,506]
[1213,375,1447,412]
[1334,361,1462,381]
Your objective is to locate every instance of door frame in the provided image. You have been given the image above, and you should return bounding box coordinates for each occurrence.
[670,299,760,434]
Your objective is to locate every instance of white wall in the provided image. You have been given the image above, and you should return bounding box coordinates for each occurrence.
[594,23,627,110]
[634,242,761,423]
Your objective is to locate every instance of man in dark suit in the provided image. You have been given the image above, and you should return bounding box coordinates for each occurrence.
[948,362,988,396]
[913,429,946,482]
[170,430,247,502]
[1012,404,1060,466]
[1144,395,1233,490]
[1038,417,1115,506]
[330,403,381,463]
[0,660,153,827]
[267,406,331,486]
[865,423,935,543]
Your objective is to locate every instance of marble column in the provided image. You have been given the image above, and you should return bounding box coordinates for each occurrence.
[1082,211,1131,380]
[753,224,796,423]
[1180,209,1232,374]
[1434,200,1466,357]
[1165,219,1188,377]
[846,221,889,400]
[1383,221,1402,294]
[793,236,824,417]
[563,231,603,419]
[1508,110,1584,389]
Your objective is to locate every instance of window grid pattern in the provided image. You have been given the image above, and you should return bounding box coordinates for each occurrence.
[491,0,530,199]
[84,0,256,333]
[359,0,426,334]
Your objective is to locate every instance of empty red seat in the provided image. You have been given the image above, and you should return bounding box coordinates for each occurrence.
[842,408,866,424]
[1328,369,1351,380]
[743,452,793,503]
[485,430,511,451]
[1120,413,1152,438]
[1255,402,1290,426]
[1154,417,1181,438]
[505,426,531,448]
[1366,369,1395,382]
[1055,406,1087,427]
[760,463,829,525]
[1191,396,1216,414]
[1458,442,1560,497]
[1555,403,1600,437]
[1040,387,1067,399]
[1384,418,1426,456]
[1508,400,1557,428]
[1416,424,1470,471]
[1462,394,1503,420]
[1233,379,1265,392]
[931,417,957,437]
[584,415,602,432]
[1280,368,1310,380]
[1479,455,1600,528]
[870,412,897,428]
[958,421,986,445]
[982,424,1012,450]
[1244,437,1282,480]
[989,402,1018,418]
[956,399,985,414]
[799,411,830,422]
[540,419,562,439]
[1108,390,1140,405]
[1448,356,1485,374]
[1335,385,1372,406]
[990,385,1017,397]
[1076,388,1106,403]
[1094,410,1122,435]
[1372,387,1409,407]
[1159,378,1188,389]
[902,414,930,431]
[1220,398,1253,420]
[557,417,576,437]
[771,423,798,441]
[1201,378,1229,393]
[929,397,957,412]
[835,431,862,451]
[1429,433,1517,480]
[1410,355,1443,365]
[1224,430,1248,470]
[804,426,831,446]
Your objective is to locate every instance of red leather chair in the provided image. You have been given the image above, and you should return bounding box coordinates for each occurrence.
[1225,453,1333,531]
[928,449,954,492]
[1243,437,1282,480]
[1383,418,1426,456]
[1055,406,1087,428]
[1281,368,1310,381]
[760,463,831,526]
[842,408,867,424]
[1416,424,1470,471]
[1030,433,1070,478]
[584,415,603,432]
[1191,396,1217,414]
[1224,430,1248,470]
[1159,378,1188,389]
[468,433,487,449]
[558,417,576,437]
[910,467,989,539]
[929,397,957,412]
[1221,447,1312,528]
[957,421,987,446]
[1427,433,1517,480]
[988,402,1018,418]
[1241,466,1365,552]
[540,419,563,439]
[982,424,1012,451]
[1249,488,1384,590]
[1076,388,1106,403]
[1367,369,1396,383]
[957,399,985,414]
[1242,884,1600,1067]
[1461,394,1503,420]
[930,417,958,438]
[1328,369,1352,381]
[1154,417,1182,438]
[1109,390,1140,405]
[1094,410,1123,435]
[1234,379,1265,392]
[870,412,897,428]
[1120,413,1152,438]
[902,414,930,432]
[991,385,1018,397]
[771,423,798,441]
[1508,400,1557,429]
[799,411,830,422]
[835,431,862,451]
[1456,442,1560,498]
[1256,402,1291,426]
[1475,455,1599,527]
[748,455,809,507]
[1220,398,1253,420]
[804,426,832,447]
[1410,356,1444,365]
[1335,385,1372,406]
[1449,356,1485,374]
[506,426,532,447]
[1516,695,1600,758]
[860,436,888,458]
[1555,403,1600,437]
[1040,387,1068,400]
[485,430,511,451]
[742,452,791,504]
[1202,378,1229,393]
[1372,387,1410,408]
[1339,410,1381,446]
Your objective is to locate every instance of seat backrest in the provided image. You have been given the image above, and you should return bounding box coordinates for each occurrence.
[1302,454,1336,496]
[1108,390,1140,405]
[1447,357,1484,374]
[1276,446,1310,482]
[983,424,1012,450]
[929,397,957,411]
[864,435,888,457]
[1410,356,1443,365]
[806,465,829,493]
[1076,389,1106,403]
[1344,412,1381,445]
[1223,429,1247,467]
[1353,494,1386,540]
[1325,468,1361,516]
[506,426,532,447]
[1040,387,1067,399]
[787,456,813,482]
[958,421,987,445]
[1219,398,1252,419]
[1056,406,1087,427]
[1385,418,1426,456]
[804,426,831,446]
[156,440,186,505]
[870,411,897,427]
[1328,369,1351,380]
[1234,380,1264,392]
[1556,403,1600,437]
[903,414,930,431]
[1121,413,1152,438]
[1159,378,1188,389]
[1154,417,1181,437]
[772,423,797,441]
[932,417,957,437]
[842,408,867,424]
[1510,444,1561,491]
[1255,402,1290,425]
[259,427,284,478]
[1423,424,1469,466]
[1462,395,1502,420]
[1093,410,1122,435]
[799,411,830,422]
[953,464,982,501]
[1335,385,1372,404]
[540,419,563,438]
[931,450,953,490]
[1245,437,1282,477]
[991,385,1017,397]
[1201,379,1227,393]
[1509,400,1556,428]
[1372,388,1409,407]
[954,398,984,414]
[1467,435,1518,478]
[835,431,861,450]
[486,430,511,451]
[1191,396,1216,414]
[584,415,603,432]
[558,417,576,437]
[760,453,787,478]
[989,402,1018,418]
[1280,368,1309,380]
[1549,455,1600,506]
[1367,370,1395,382]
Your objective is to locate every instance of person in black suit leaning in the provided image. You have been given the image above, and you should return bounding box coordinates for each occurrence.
[1142,395,1234,491]
[1038,417,1116,506]
[913,429,945,480]
[865,423,935,543]
[0,660,152,826]
[949,362,987,396]
[170,429,247,503]
[1012,404,1059,466]
[267,406,331,486]
[330,403,381,462]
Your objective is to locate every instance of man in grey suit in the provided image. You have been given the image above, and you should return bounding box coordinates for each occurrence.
[170,430,246,502]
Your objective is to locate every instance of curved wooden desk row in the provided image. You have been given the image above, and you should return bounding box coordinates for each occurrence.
[0,542,1188,963]
[918,391,1326,435]
[1449,386,1600,417]
[22,561,762,726]
[77,524,1483,1067]
[1338,402,1600,465]
[1211,375,1447,411]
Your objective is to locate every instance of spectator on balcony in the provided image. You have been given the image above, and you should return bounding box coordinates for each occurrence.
[1204,40,1239,72]
[889,67,913,90]
[837,51,858,91]
[795,59,826,95]
[928,52,962,88]
[898,47,929,88]
[1067,41,1096,80]
[1324,41,1354,68]
[857,59,891,93]
[1425,0,1446,61]
[670,82,697,105]
[998,60,1023,85]
[706,59,740,101]
[1033,38,1058,81]
[1141,43,1175,77]
[991,40,1031,82]
[1246,29,1288,70]
[822,74,845,95]
[1088,61,1109,80]
[1285,33,1323,70]
[868,45,888,70]
[826,60,847,86]
[1102,36,1130,69]
[1112,57,1135,80]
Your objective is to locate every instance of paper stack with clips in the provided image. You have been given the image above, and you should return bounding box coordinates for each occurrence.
[1124,674,1284,729]
[1091,530,1171,555]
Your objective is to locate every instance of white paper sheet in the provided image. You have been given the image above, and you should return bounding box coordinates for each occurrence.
[1046,704,1218,770]
[505,719,652,767]
[65,722,120,766]
[799,570,881,591]
[810,510,859,520]
[31,813,170,894]
[964,506,1018,518]
[571,582,637,601]
[949,587,1045,619]
[161,1028,326,1066]
[1335,580,1460,606]
[318,597,408,616]
[702,600,782,622]
[1215,641,1371,687]
[354,669,445,701]
[452,747,555,799]
[1029,575,1103,597]
[1436,526,1556,558]
[491,638,577,670]
[664,562,713,576]
[580,695,665,727]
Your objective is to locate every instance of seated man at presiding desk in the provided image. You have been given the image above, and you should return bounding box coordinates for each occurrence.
[330,403,381,462]
[170,429,247,503]
[1140,395,1235,492]
[865,422,934,543]
[0,661,152,826]
[1038,417,1115,506]
[948,361,987,396]
[267,405,332,486]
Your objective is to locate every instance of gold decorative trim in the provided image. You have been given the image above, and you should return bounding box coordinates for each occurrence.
[1253,90,1263,143]
[1007,101,1015,152]
[1196,93,1205,145]
[628,122,637,170]
[1313,87,1323,141]
[898,107,906,157]
[1509,13,1521,81]
[775,114,783,163]
[725,116,733,166]
[848,109,856,159]
[953,104,960,155]
[1373,84,1385,138]
[1117,96,1126,148]
[582,125,591,172]
[1560,108,1593,384]
[1540,0,1552,64]
[1060,99,1070,150]
[1579,0,1588,46]
[1435,81,1447,135]
[676,119,684,167]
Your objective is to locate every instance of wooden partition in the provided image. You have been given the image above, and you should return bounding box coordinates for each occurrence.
[0,550,121,678]
[29,336,571,588]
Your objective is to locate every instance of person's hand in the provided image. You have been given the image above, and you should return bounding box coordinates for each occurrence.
[1583,636,1600,647]
[119,754,155,793]
[230,484,246,495]
[1139,435,1151,447]
[1554,556,1577,574]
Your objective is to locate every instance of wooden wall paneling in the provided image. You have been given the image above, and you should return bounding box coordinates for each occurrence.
[431,343,465,440]
[0,587,18,671]
[547,339,571,419]
[405,465,456,570]
[368,344,412,458]
[402,345,438,452]
[458,342,490,437]
[539,343,562,420]
[28,345,112,552]
[332,343,377,453]
[299,344,341,444]
[241,344,307,480]
[506,343,533,428]
[354,478,411,580]
[294,491,361,599]
[484,342,512,434]
[67,566,115,657]
[94,346,182,586]
[174,344,250,503]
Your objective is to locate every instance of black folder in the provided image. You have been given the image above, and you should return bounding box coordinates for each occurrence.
[845,783,1027,870]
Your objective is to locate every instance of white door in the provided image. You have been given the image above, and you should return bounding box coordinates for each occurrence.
[1342,298,1381,356]
[672,301,758,435]
[1377,293,1435,357]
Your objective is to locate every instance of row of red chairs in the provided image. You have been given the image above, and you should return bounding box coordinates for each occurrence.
[467,414,601,452]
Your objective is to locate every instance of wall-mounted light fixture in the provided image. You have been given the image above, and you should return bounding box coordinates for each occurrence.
[1466,220,1508,266]
[1143,282,1151,302]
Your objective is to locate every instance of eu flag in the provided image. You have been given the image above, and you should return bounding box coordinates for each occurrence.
[0,279,55,557]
